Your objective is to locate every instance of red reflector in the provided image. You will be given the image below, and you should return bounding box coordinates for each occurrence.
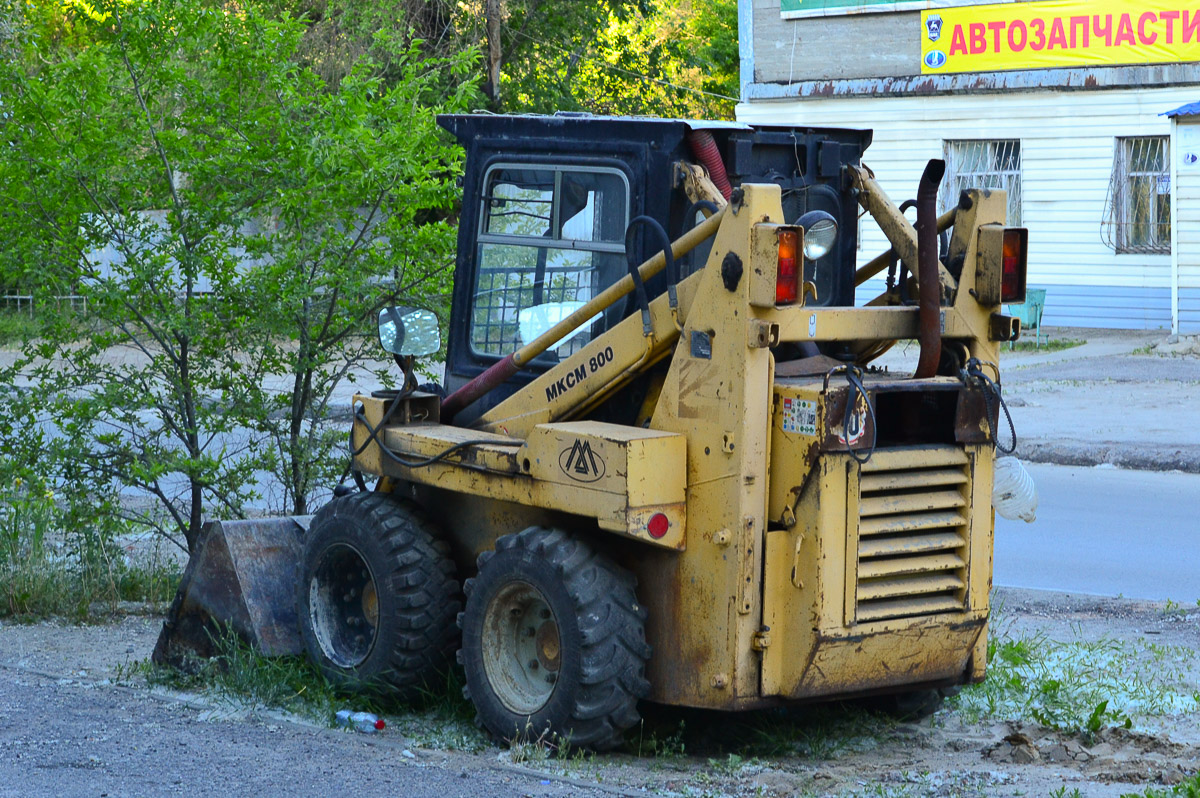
[647,513,669,539]
[1001,228,1028,303]
[776,229,800,305]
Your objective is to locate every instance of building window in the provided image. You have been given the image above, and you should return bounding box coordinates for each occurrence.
[1103,137,1171,254]
[942,140,1022,226]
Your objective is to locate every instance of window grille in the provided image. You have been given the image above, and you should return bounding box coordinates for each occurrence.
[941,140,1022,226]
[1102,136,1171,254]
[471,166,629,359]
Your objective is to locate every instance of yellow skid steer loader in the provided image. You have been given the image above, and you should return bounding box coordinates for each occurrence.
[154,114,1029,750]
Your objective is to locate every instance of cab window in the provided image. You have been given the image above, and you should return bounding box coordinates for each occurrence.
[472,165,629,359]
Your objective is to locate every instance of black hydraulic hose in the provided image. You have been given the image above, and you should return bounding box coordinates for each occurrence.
[685,200,720,225]
[625,215,677,285]
[823,365,877,465]
[962,358,1017,454]
[350,403,520,471]
[683,201,720,277]
[896,199,917,305]
[623,216,675,334]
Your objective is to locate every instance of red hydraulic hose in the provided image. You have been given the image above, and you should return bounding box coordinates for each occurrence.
[440,353,517,422]
[687,130,733,200]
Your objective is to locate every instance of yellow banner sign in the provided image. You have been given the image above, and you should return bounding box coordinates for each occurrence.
[920,0,1200,73]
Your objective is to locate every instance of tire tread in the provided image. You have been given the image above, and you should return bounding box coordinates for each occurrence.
[460,526,649,751]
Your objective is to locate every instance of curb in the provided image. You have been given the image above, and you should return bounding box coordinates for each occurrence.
[1017,440,1200,474]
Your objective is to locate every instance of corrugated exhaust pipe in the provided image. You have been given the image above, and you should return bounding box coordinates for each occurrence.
[687,130,732,200]
[914,159,945,379]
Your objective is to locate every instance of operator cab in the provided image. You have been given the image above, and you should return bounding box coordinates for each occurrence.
[437,113,872,422]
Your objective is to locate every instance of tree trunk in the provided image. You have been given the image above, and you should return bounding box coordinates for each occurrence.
[289,298,315,517]
[484,0,502,105]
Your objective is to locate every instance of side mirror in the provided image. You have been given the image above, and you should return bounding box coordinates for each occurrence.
[378,307,441,357]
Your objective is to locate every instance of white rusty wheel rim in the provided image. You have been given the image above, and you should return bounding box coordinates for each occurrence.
[481,581,560,715]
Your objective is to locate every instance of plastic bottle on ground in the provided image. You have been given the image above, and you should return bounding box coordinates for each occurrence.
[335,709,385,733]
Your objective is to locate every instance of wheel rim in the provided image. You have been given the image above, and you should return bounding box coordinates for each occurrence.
[481,581,560,715]
[308,543,379,668]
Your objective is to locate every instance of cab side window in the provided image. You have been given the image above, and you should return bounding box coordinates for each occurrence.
[472,166,629,359]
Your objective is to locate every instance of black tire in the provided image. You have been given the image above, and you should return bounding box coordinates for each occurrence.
[297,492,460,699]
[458,527,651,750]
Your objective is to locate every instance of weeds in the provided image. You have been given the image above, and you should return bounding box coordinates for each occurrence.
[0,477,177,619]
[1050,787,1084,798]
[1121,772,1200,797]
[628,702,893,762]
[634,718,687,759]
[0,309,42,345]
[1008,337,1085,353]
[954,631,1200,738]
[705,753,752,776]
[1160,598,1191,618]
[137,626,489,751]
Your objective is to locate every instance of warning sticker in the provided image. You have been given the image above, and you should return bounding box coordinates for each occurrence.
[781,398,818,437]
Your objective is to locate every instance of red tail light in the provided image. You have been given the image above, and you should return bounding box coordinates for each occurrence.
[776,229,800,305]
[647,513,669,539]
[1001,228,1028,304]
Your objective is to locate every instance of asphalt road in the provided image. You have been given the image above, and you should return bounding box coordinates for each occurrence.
[0,667,617,798]
[994,462,1200,603]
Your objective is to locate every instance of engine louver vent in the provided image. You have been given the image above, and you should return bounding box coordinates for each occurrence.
[855,447,970,623]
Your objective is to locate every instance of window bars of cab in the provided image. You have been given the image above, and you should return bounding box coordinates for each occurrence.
[941,140,1022,227]
[1102,136,1171,254]
[471,166,629,358]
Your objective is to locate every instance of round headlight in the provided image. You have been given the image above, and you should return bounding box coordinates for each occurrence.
[795,211,839,260]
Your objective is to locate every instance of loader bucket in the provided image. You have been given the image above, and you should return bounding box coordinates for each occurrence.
[152,517,308,669]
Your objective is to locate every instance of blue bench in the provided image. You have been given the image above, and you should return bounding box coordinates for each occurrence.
[1007,288,1046,349]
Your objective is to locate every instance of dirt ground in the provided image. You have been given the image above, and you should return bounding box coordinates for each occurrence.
[2,587,1198,798]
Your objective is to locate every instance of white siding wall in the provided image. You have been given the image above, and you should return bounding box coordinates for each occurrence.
[738,87,1200,330]
[1175,119,1200,332]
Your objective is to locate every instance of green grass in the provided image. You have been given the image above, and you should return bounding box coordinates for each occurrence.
[627,701,896,762]
[1120,772,1200,798]
[1007,337,1085,353]
[134,627,489,751]
[136,624,904,764]
[0,485,179,620]
[1051,788,1085,798]
[953,630,1200,741]
[0,310,42,345]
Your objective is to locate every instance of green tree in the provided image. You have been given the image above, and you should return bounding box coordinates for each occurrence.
[259,0,741,119]
[467,0,739,119]
[230,37,474,515]
[0,0,474,549]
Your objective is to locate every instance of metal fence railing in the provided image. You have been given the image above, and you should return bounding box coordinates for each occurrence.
[1,295,90,316]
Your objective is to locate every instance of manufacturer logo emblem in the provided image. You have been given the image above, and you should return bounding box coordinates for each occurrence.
[925,14,943,42]
[559,439,606,483]
[924,49,947,69]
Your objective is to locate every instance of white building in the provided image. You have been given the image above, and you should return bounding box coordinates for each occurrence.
[736,0,1200,332]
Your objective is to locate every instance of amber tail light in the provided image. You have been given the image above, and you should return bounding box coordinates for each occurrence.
[1001,228,1028,304]
[776,228,799,305]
